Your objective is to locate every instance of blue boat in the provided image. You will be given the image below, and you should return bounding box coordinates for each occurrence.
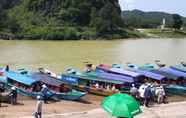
[3,70,86,101]
[127,64,186,95]
[170,65,186,73]
[61,68,133,96]
[95,65,143,82]
[159,67,186,79]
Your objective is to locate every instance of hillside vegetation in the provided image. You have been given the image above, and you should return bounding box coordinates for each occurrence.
[122,9,186,28]
[0,0,141,40]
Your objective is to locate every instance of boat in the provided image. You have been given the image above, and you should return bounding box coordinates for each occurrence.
[159,67,186,79]
[30,71,86,100]
[96,64,145,79]
[170,65,186,73]
[3,70,86,101]
[61,68,133,96]
[127,63,186,95]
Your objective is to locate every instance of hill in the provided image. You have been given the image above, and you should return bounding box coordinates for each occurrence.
[122,9,186,28]
[0,0,136,40]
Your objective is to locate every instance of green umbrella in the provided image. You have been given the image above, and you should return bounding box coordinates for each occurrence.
[101,93,142,118]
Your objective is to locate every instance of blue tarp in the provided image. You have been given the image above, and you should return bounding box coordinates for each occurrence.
[30,72,65,87]
[151,70,181,80]
[159,67,186,79]
[97,71,134,83]
[96,66,134,83]
[110,68,143,78]
[128,68,166,81]
[5,71,37,86]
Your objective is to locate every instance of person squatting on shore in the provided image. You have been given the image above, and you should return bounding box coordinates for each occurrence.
[33,96,43,118]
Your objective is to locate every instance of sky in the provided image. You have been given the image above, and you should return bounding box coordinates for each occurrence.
[119,0,186,17]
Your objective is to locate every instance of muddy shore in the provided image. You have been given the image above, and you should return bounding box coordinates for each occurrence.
[0,94,186,118]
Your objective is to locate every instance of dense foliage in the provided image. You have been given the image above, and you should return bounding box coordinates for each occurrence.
[172,14,183,30]
[122,10,186,28]
[0,0,130,40]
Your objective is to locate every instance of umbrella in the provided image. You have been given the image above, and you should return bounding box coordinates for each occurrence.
[101,93,142,118]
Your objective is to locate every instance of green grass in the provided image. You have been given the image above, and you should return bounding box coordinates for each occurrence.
[141,29,186,38]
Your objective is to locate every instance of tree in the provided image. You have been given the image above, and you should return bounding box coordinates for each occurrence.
[172,14,183,30]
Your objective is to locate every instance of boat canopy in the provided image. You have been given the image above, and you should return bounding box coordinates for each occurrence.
[151,70,181,80]
[128,69,165,81]
[31,73,65,87]
[6,71,38,86]
[62,72,125,85]
[97,72,134,83]
[159,67,186,79]
[110,68,143,78]
[170,65,186,73]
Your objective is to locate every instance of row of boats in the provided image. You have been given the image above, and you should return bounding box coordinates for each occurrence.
[0,61,186,101]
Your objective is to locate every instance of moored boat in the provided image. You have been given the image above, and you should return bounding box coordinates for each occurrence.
[61,69,133,96]
[2,70,86,101]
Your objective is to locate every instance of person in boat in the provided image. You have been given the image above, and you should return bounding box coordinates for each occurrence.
[5,65,9,71]
[41,85,49,104]
[106,84,110,91]
[144,84,152,107]
[33,95,43,118]
[9,86,17,105]
[130,84,139,100]
[95,83,99,89]
[84,63,93,73]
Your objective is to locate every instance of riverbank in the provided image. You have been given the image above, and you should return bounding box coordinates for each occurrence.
[0,94,186,118]
[137,29,186,38]
[0,28,186,40]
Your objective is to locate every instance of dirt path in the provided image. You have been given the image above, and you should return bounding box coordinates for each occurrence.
[1,94,186,118]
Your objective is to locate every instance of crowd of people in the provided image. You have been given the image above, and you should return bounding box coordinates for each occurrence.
[130,82,167,107]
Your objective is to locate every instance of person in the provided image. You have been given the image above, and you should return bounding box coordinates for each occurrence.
[106,84,110,90]
[95,83,99,89]
[111,85,116,91]
[9,86,17,105]
[84,64,93,73]
[138,84,147,105]
[156,85,166,104]
[130,84,139,99]
[33,96,43,118]
[5,65,9,71]
[41,85,49,104]
[144,84,152,107]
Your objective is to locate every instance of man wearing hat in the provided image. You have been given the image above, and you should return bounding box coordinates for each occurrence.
[33,95,43,118]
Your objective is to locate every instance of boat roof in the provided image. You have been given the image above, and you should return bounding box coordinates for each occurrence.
[170,65,186,73]
[30,72,65,87]
[151,70,181,80]
[96,71,134,83]
[110,68,143,77]
[159,67,186,79]
[63,72,125,84]
[5,71,38,86]
[128,69,165,81]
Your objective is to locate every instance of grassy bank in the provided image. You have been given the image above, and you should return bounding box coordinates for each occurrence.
[139,29,186,38]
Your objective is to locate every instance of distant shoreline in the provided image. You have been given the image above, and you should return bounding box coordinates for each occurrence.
[0,29,186,40]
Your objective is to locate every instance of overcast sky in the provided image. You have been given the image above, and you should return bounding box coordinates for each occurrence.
[119,0,186,17]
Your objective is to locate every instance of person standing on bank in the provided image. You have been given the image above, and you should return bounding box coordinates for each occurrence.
[144,84,152,107]
[10,86,17,105]
[41,84,48,104]
[33,96,43,118]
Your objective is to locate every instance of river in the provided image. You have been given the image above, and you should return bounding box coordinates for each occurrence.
[0,38,186,74]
